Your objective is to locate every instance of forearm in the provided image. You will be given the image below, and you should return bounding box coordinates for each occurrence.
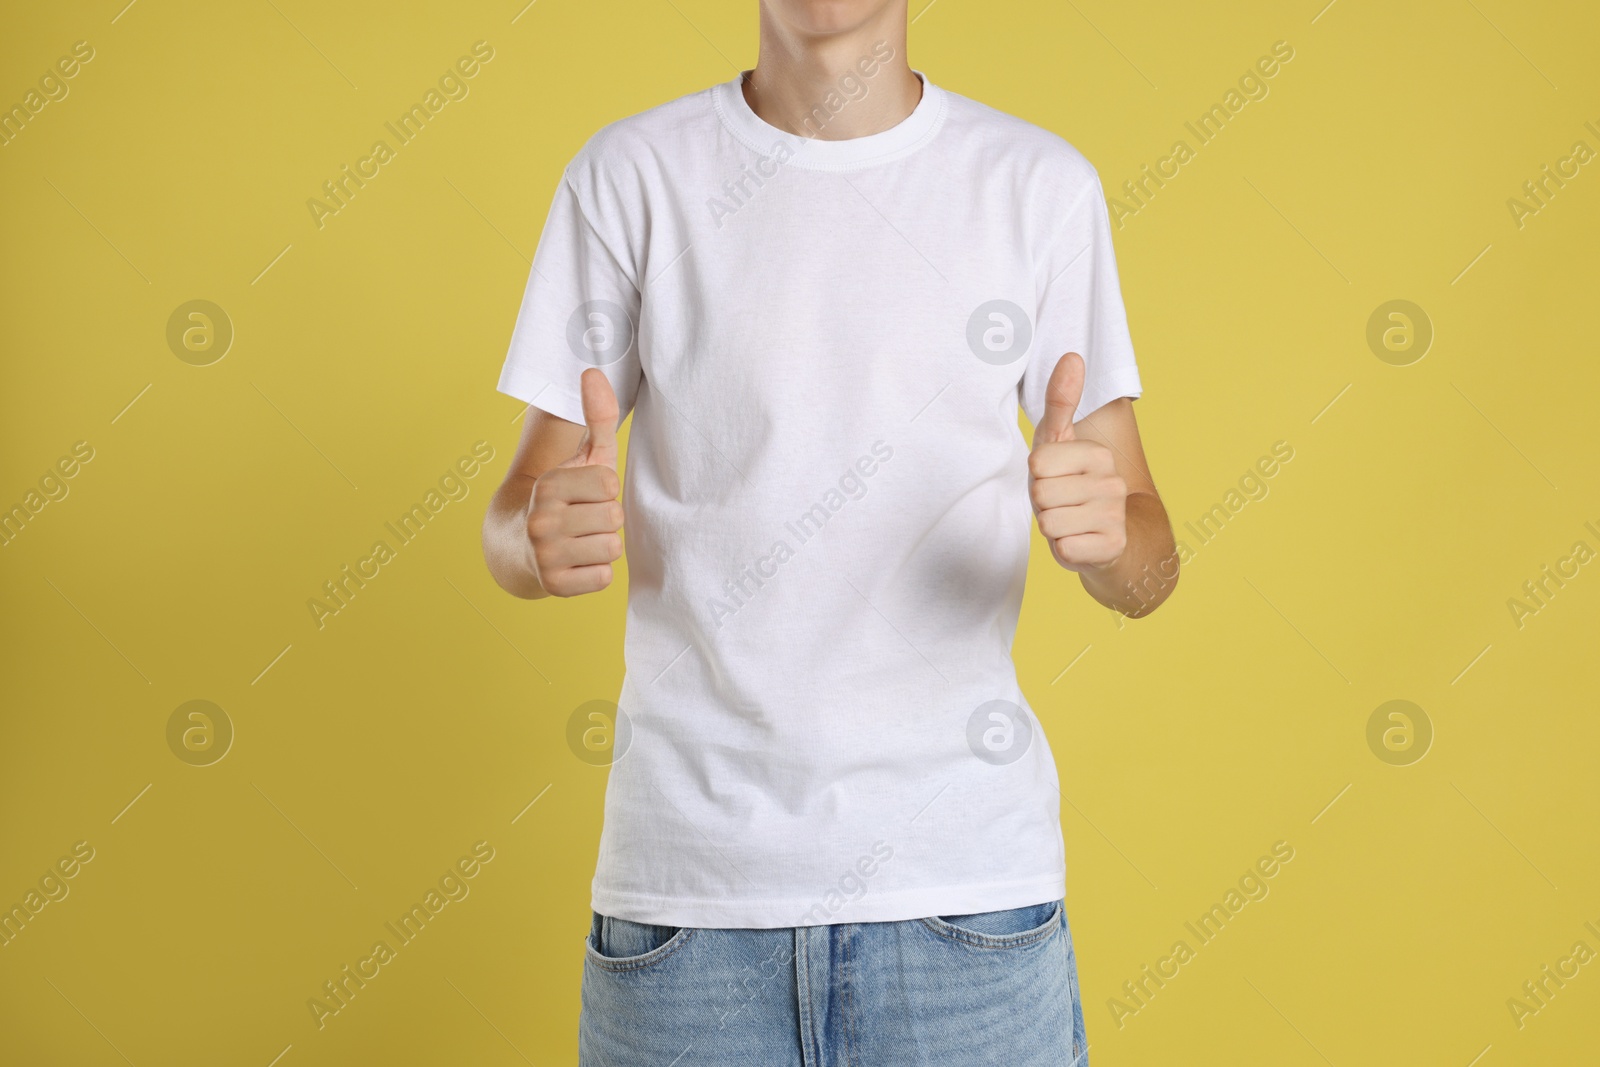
[482,476,550,600]
[1077,491,1179,617]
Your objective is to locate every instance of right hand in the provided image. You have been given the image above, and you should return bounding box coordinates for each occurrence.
[526,368,625,596]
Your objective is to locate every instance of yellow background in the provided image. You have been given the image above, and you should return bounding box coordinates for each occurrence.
[3,0,1597,1063]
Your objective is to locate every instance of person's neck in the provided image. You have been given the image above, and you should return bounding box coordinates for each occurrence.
[743,13,920,142]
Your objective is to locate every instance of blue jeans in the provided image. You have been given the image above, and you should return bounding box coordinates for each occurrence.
[579,899,1089,1065]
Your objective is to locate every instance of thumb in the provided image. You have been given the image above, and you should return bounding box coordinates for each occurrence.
[1034,352,1085,447]
[577,367,619,470]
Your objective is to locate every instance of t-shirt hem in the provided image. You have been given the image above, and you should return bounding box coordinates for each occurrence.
[1076,366,1144,424]
[497,366,584,426]
[591,870,1068,929]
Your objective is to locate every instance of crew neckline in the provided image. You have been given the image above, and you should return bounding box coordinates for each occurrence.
[712,68,947,171]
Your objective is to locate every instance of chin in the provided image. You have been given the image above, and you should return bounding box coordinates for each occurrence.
[766,0,900,37]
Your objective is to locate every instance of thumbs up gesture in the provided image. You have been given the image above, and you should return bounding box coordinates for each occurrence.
[525,368,625,596]
[1029,352,1128,573]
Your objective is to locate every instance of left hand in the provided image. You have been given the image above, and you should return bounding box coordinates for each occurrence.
[1028,352,1128,573]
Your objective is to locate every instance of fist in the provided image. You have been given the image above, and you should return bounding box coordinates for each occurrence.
[526,368,626,596]
[1028,352,1127,573]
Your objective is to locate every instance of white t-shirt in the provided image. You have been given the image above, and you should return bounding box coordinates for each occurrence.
[498,68,1143,928]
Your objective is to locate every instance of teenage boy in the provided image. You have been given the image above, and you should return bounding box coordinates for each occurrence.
[482,1,1178,1062]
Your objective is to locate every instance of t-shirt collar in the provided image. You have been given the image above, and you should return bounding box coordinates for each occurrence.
[713,68,947,171]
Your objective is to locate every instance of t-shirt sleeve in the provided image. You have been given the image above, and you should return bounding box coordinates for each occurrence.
[496,170,643,426]
[1019,170,1143,428]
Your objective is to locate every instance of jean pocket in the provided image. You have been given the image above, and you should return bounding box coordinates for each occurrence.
[585,912,694,973]
[922,899,1062,948]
